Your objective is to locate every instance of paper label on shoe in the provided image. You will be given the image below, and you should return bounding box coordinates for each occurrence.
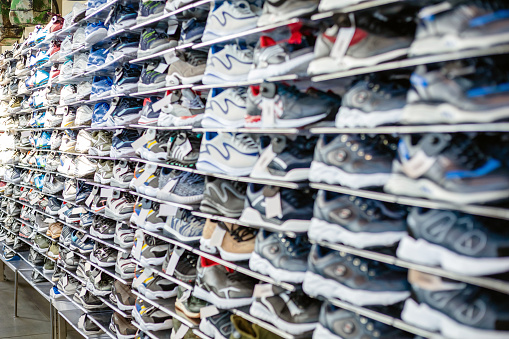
[261,98,275,128]
[330,27,356,59]
[136,208,150,226]
[253,284,274,298]
[85,261,91,272]
[132,267,153,288]
[85,188,98,207]
[159,203,178,217]
[209,226,226,248]
[102,104,116,122]
[154,63,169,74]
[200,305,219,319]
[77,314,86,329]
[73,207,84,214]
[66,251,74,260]
[134,164,157,186]
[79,286,87,297]
[167,24,178,36]
[21,131,31,138]
[94,271,102,284]
[401,149,436,179]
[174,324,189,339]
[251,145,276,176]
[163,50,179,65]
[265,192,283,219]
[131,134,149,152]
[132,238,143,262]
[161,178,178,193]
[100,188,113,198]
[152,94,175,113]
[180,139,192,157]
[146,129,157,141]
[165,247,185,276]
[418,2,452,18]
[179,289,191,303]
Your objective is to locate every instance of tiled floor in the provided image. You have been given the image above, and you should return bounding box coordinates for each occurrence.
[0,264,83,339]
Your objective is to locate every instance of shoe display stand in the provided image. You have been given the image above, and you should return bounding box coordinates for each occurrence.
[0,0,508,339]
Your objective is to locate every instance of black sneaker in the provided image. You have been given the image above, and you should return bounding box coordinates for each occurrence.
[112,64,142,95]
[110,97,143,126]
[138,27,177,58]
[137,61,167,92]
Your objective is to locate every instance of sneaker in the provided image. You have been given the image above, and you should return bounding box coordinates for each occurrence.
[138,130,171,162]
[137,27,177,58]
[250,290,320,335]
[384,134,509,204]
[90,244,117,268]
[134,302,173,331]
[105,192,135,221]
[202,43,253,84]
[138,273,178,300]
[249,26,315,80]
[111,280,136,311]
[202,87,247,128]
[115,252,136,279]
[138,61,168,92]
[111,160,134,189]
[166,131,201,166]
[258,82,340,128]
[175,285,206,319]
[90,76,113,100]
[85,21,108,45]
[240,184,314,232]
[140,236,169,267]
[76,82,92,101]
[409,2,509,57]
[193,257,257,309]
[137,96,162,125]
[199,311,234,339]
[251,135,317,182]
[109,313,137,338]
[114,223,135,249]
[200,220,256,261]
[310,134,395,189]
[166,50,207,86]
[397,208,509,276]
[90,130,112,156]
[179,18,205,45]
[75,130,95,153]
[249,230,309,283]
[74,156,98,178]
[156,171,204,204]
[90,216,116,239]
[110,97,144,126]
[309,190,408,248]
[202,0,260,42]
[159,88,205,127]
[137,0,165,23]
[200,177,246,218]
[94,160,114,184]
[257,0,318,26]
[162,209,205,243]
[113,64,143,95]
[110,130,139,158]
[197,132,258,176]
[303,244,410,306]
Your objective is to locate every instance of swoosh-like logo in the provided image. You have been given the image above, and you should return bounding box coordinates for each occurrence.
[211,10,256,27]
[208,97,246,115]
[201,142,258,160]
[211,53,251,71]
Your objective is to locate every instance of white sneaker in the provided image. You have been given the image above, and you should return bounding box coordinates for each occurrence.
[75,156,97,178]
[75,130,95,154]
[75,105,93,126]
[94,160,114,184]
[111,161,134,189]
[202,87,246,128]
[196,132,259,176]
[202,44,253,85]
[60,107,76,127]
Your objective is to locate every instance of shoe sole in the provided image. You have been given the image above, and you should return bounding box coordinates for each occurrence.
[249,301,318,335]
[308,217,405,249]
[239,207,310,232]
[247,52,315,82]
[249,251,304,283]
[309,161,390,189]
[193,285,253,309]
[397,235,509,276]
[336,106,403,128]
[303,271,410,306]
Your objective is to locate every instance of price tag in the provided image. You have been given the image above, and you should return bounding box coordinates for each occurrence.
[251,144,275,177]
[160,178,177,193]
[73,207,84,214]
[132,267,152,288]
[131,134,149,151]
[79,286,87,297]
[136,207,150,226]
[66,251,74,259]
[100,188,113,198]
[101,103,116,122]
[159,203,178,217]
[77,314,86,329]
[85,261,91,272]
[167,23,178,36]
[163,50,180,65]
[265,192,282,219]
[154,62,169,74]
[261,98,275,128]
[253,283,274,298]
[132,230,144,260]
[180,139,192,157]
[85,187,98,207]
[179,289,191,303]
[200,305,219,319]
[165,247,185,276]
[152,93,176,113]
[174,324,189,339]
[330,27,356,59]
[94,271,102,284]
[209,225,226,248]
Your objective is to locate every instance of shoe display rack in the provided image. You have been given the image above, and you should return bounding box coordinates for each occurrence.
[0,0,509,338]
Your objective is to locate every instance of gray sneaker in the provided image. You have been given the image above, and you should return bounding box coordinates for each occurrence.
[57,274,79,296]
[156,171,204,204]
[309,134,394,189]
[135,304,173,332]
[403,61,509,124]
[162,209,205,244]
[140,235,169,267]
[138,274,178,300]
[200,177,246,218]
[384,133,509,204]
[309,190,407,249]
[314,301,410,339]
[249,290,321,335]
[249,230,310,284]
[193,257,256,309]
[259,82,339,128]
[303,244,410,306]
[410,2,509,56]
[257,0,318,26]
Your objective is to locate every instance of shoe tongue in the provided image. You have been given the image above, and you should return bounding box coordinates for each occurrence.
[260,36,276,48]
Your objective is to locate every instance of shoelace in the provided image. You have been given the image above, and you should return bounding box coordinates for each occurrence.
[233,133,257,150]
[220,222,256,242]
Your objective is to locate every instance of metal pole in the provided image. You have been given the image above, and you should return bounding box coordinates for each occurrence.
[49,302,54,339]
[0,260,5,282]
[13,270,18,317]
[57,313,66,339]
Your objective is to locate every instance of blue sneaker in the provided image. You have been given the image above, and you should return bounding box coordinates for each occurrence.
[85,21,108,45]
[106,36,139,64]
[179,18,205,45]
[162,209,205,244]
[38,131,51,149]
[137,0,165,24]
[35,49,50,66]
[112,64,142,95]
[110,129,140,158]
[137,97,161,125]
[86,0,107,16]
[70,232,95,254]
[303,244,410,306]
[239,184,314,232]
[107,4,138,36]
[110,97,143,125]
[87,48,109,72]
[90,76,113,100]
[137,28,177,58]
[92,102,110,127]
[138,61,167,92]
[34,173,46,190]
